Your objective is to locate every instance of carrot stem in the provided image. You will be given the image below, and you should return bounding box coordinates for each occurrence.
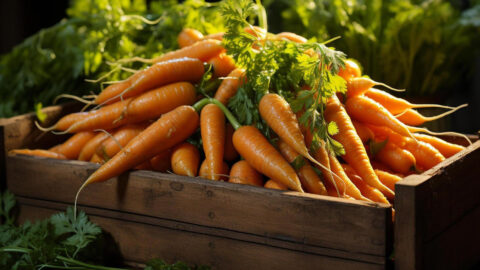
[193,98,241,130]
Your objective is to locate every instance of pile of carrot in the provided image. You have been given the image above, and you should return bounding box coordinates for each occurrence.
[10,26,470,211]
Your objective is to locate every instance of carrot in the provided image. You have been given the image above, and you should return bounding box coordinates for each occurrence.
[275,32,307,43]
[371,160,394,173]
[199,160,229,181]
[337,59,361,81]
[171,142,200,177]
[412,133,465,158]
[224,123,239,161]
[90,153,103,164]
[77,105,200,194]
[53,131,96,160]
[403,139,445,170]
[365,88,456,115]
[95,57,204,105]
[352,121,375,143]
[67,82,197,133]
[341,164,390,204]
[277,139,327,195]
[395,105,468,126]
[345,95,414,139]
[178,28,204,48]
[228,160,263,186]
[35,111,90,133]
[9,149,67,160]
[200,104,226,180]
[329,154,371,201]
[96,123,147,162]
[375,140,416,174]
[374,169,402,192]
[326,95,395,199]
[203,32,224,41]
[264,179,288,190]
[214,68,245,105]
[207,53,236,78]
[78,132,110,161]
[150,149,172,173]
[346,77,404,98]
[153,39,224,63]
[312,140,340,195]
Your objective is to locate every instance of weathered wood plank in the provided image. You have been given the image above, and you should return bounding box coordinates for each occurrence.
[6,154,392,258]
[17,198,389,270]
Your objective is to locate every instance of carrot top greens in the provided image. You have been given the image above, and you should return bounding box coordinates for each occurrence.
[221,0,346,155]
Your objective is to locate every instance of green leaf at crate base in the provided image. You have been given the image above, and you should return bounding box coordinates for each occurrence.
[290,156,305,171]
[327,121,339,136]
[369,138,388,158]
[35,103,47,123]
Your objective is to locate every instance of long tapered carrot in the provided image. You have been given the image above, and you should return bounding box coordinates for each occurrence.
[345,95,414,139]
[329,154,371,201]
[201,103,226,180]
[277,139,327,195]
[374,169,402,192]
[153,39,224,63]
[412,133,465,158]
[228,160,263,186]
[35,112,90,133]
[312,140,342,195]
[341,164,390,204]
[224,123,239,161]
[178,28,204,48]
[365,88,456,115]
[96,123,147,161]
[346,77,404,98]
[395,105,468,126]
[66,82,197,133]
[78,132,111,161]
[264,179,288,190]
[9,149,67,160]
[52,131,96,160]
[214,68,245,105]
[199,160,229,181]
[171,142,200,177]
[326,95,395,199]
[95,57,204,105]
[208,53,236,78]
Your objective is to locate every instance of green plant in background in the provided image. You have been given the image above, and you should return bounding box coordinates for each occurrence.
[265,0,480,97]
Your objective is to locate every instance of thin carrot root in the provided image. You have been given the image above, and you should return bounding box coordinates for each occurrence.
[408,126,472,145]
[397,103,468,122]
[35,121,56,133]
[121,14,164,25]
[305,153,345,195]
[115,56,155,64]
[375,81,405,92]
[85,66,121,83]
[411,103,457,110]
[53,94,94,105]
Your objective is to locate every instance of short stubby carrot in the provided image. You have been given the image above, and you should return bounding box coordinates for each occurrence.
[232,125,304,192]
[374,169,402,192]
[171,142,200,177]
[178,28,204,48]
[9,149,67,160]
[199,160,230,181]
[152,39,224,63]
[341,164,390,205]
[326,95,395,199]
[95,57,204,105]
[214,68,245,105]
[78,132,111,161]
[224,123,239,161]
[53,131,96,160]
[79,105,199,188]
[277,139,327,195]
[228,160,263,186]
[207,53,236,78]
[375,140,416,174]
[413,133,465,158]
[96,123,147,161]
[201,103,226,180]
[345,95,414,139]
[150,149,172,173]
[264,179,288,190]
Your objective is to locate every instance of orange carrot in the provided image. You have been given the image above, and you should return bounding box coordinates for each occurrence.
[352,121,375,143]
[199,160,229,181]
[35,112,90,133]
[214,68,245,105]
[171,142,200,177]
[403,139,445,170]
[264,179,288,190]
[68,82,197,132]
[277,139,327,195]
[374,169,402,192]
[77,105,199,190]
[275,32,307,43]
[207,53,236,78]
[78,132,110,161]
[346,77,404,98]
[371,160,394,173]
[153,39,224,63]
[96,123,147,161]
[224,123,239,161]
[178,28,204,48]
[337,59,361,81]
[345,95,414,139]
[312,140,339,195]
[95,57,204,105]
[413,133,465,158]
[90,153,103,164]
[201,104,226,180]
[203,32,224,41]
[329,154,371,201]
[9,149,67,160]
[341,164,390,204]
[326,95,395,199]
[365,88,456,115]
[150,149,172,173]
[375,140,416,174]
[228,160,263,186]
[395,105,467,126]
[53,131,96,160]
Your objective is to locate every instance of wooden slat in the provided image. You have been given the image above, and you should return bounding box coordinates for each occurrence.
[6,154,392,260]
[395,140,480,270]
[17,197,389,270]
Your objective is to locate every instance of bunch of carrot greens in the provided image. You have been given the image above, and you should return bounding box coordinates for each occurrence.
[9,0,470,213]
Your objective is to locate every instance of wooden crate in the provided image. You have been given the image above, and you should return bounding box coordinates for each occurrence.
[2,105,480,269]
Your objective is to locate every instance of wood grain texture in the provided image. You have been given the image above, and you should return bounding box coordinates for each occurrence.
[17,197,389,270]
[395,139,480,270]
